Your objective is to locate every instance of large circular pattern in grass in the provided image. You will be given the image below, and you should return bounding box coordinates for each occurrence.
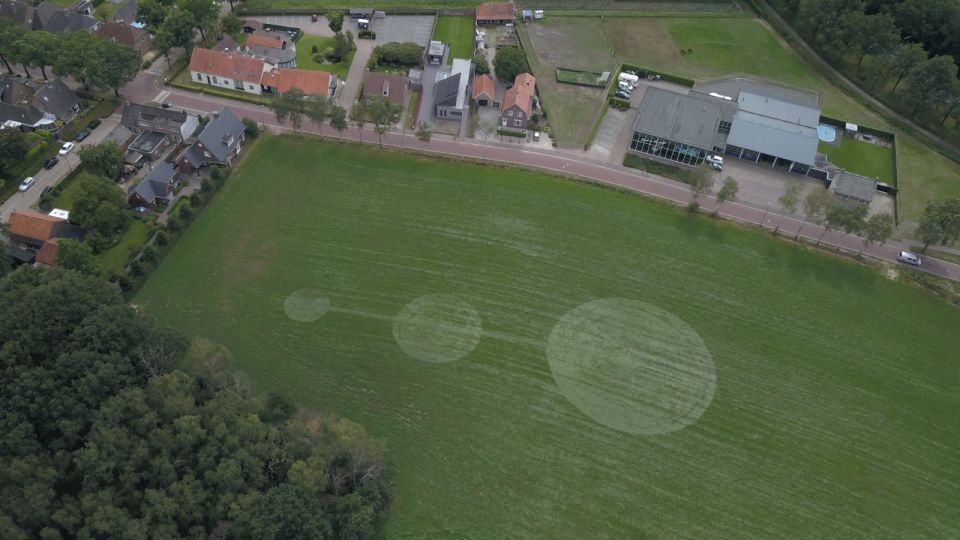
[283,289,332,323]
[546,299,716,436]
[393,294,483,363]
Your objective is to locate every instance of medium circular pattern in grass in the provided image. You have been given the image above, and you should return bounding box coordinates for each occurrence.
[283,289,332,323]
[393,294,483,363]
[546,299,716,436]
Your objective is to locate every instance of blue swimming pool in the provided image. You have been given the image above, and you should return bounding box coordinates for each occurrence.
[817,124,837,143]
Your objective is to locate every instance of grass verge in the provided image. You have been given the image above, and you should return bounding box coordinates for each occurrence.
[433,16,475,63]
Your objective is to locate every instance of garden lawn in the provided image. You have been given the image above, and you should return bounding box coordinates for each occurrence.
[136,136,960,538]
[433,16,475,64]
[99,218,152,274]
[294,35,354,79]
[50,170,100,210]
[819,138,896,183]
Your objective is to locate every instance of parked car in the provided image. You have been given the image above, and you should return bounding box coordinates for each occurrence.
[311,13,319,21]
[614,90,631,99]
[58,142,75,155]
[618,81,634,92]
[706,154,724,166]
[709,162,723,171]
[43,157,59,169]
[18,177,35,192]
[161,101,172,109]
[87,118,102,130]
[74,129,90,142]
[41,186,53,197]
[897,251,921,266]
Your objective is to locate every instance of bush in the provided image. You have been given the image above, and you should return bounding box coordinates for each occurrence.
[166,218,181,232]
[311,45,319,54]
[242,117,261,139]
[141,59,152,69]
[179,205,192,220]
[141,246,156,263]
[358,30,376,40]
[129,260,144,276]
[371,42,423,68]
[473,53,490,75]
[154,230,168,246]
[322,47,338,62]
[91,0,104,6]
[687,200,701,213]
[116,275,133,292]
[190,192,202,207]
[201,178,213,192]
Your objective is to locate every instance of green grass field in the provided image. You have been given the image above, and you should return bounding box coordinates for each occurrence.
[819,137,896,183]
[433,16,475,64]
[294,35,355,79]
[135,136,960,537]
[524,16,960,222]
[99,218,152,274]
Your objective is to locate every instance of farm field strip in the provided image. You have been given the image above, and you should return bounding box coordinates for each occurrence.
[136,137,960,538]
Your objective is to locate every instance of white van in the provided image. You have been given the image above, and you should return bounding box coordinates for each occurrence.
[618,72,640,85]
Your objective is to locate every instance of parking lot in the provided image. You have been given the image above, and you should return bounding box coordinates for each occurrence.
[367,15,435,48]
[254,15,335,37]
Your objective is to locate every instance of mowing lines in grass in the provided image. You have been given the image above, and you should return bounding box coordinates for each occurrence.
[433,16,475,64]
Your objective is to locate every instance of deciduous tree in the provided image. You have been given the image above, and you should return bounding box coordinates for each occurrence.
[776,182,802,232]
[861,212,894,254]
[415,121,432,144]
[329,104,348,135]
[798,185,832,240]
[0,18,25,74]
[71,173,129,245]
[366,96,402,148]
[328,11,344,34]
[55,239,98,274]
[899,54,958,117]
[177,0,217,42]
[78,141,125,179]
[888,43,928,92]
[271,88,307,133]
[493,46,530,83]
[714,176,739,215]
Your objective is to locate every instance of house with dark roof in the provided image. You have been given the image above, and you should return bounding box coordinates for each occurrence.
[0,0,37,29]
[31,78,81,122]
[5,210,84,266]
[179,107,246,173]
[121,102,199,143]
[34,0,98,32]
[0,76,38,105]
[96,21,152,56]
[476,2,514,25]
[499,72,534,130]
[434,58,471,119]
[129,162,177,207]
[362,72,406,106]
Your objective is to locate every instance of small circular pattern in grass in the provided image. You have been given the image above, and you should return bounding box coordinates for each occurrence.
[393,294,482,364]
[546,299,716,436]
[283,289,332,323]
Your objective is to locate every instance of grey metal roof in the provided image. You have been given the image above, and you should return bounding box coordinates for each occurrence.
[693,76,819,109]
[195,107,244,163]
[831,171,877,202]
[726,109,819,166]
[738,91,819,128]
[632,87,730,150]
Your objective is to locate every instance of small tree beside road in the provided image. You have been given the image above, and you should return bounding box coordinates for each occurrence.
[776,182,802,233]
[714,177,739,215]
[916,198,960,251]
[329,105,348,135]
[416,122,432,144]
[798,186,832,241]
[861,213,894,255]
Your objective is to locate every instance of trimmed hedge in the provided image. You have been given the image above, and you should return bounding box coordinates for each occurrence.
[619,63,696,88]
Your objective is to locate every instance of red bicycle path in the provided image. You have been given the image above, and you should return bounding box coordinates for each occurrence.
[164,90,960,283]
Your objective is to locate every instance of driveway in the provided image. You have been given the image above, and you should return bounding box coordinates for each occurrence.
[337,38,375,110]
[0,114,121,222]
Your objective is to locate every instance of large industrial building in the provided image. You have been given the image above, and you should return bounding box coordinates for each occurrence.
[629,77,827,178]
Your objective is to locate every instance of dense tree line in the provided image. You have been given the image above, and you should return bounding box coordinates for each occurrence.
[0,19,140,96]
[776,0,960,124]
[0,268,391,539]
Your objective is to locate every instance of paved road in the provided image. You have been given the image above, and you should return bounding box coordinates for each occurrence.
[159,88,960,283]
[0,115,121,222]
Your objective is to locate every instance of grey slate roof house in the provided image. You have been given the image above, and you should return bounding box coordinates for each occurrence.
[129,162,177,207]
[0,0,38,29]
[0,0,98,32]
[31,78,81,122]
[179,107,246,173]
[122,102,199,143]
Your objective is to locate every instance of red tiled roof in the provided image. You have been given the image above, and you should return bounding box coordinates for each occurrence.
[36,239,59,266]
[262,69,332,96]
[245,34,285,49]
[8,211,63,241]
[501,72,535,115]
[362,72,407,105]
[472,73,495,100]
[189,48,267,84]
[476,2,515,20]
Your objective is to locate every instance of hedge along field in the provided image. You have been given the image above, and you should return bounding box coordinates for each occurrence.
[135,136,960,537]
